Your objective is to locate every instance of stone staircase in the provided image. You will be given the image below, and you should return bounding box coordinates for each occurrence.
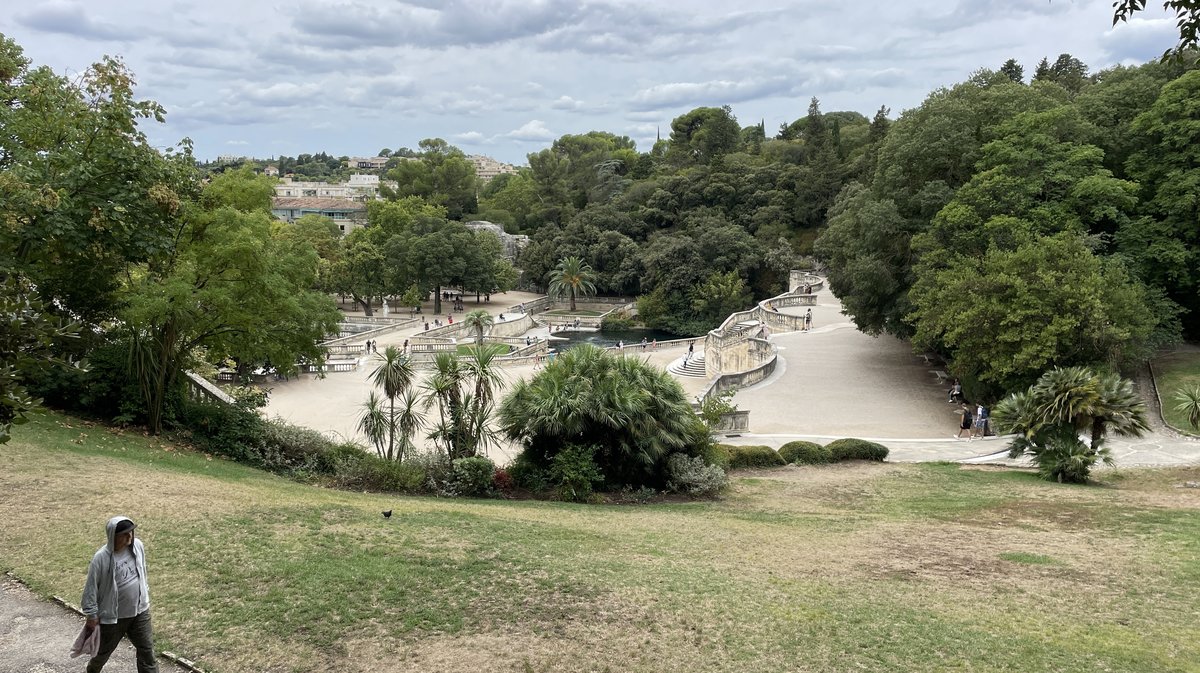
[667,354,707,377]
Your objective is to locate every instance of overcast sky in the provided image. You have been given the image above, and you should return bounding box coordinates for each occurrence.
[0,1,1180,166]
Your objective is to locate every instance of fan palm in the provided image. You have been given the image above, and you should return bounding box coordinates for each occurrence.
[462,309,494,346]
[1174,385,1200,430]
[546,256,597,312]
[992,367,1148,483]
[497,344,705,487]
[368,346,414,460]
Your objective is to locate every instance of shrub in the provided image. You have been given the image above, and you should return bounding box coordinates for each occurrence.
[315,442,370,475]
[492,467,514,493]
[779,441,830,465]
[825,438,889,462]
[507,452,549,492]
[702,442,733,470]
[339,455,427,492]
[261,418,339,471]
[666,453,728,496]
[179,400,265,463]
[599,314,635,331]
[452,456,497,497]
[549,444,605,502]
[726,444,786,469]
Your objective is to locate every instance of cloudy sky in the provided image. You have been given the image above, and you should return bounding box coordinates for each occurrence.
[0,1,1180,165]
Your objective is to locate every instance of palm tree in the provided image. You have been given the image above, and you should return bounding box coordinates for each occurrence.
[368,346,414,460]
[1030,366,1149,449]
[992,366,1148,483]
[356,391,389,459]
[394,389,424,461]
[546,256,597,312]
[422,347,506,460]
[1174,385,1200,430]
[463,309,494,346]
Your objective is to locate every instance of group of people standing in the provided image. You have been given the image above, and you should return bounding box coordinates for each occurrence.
[949,380,990,439]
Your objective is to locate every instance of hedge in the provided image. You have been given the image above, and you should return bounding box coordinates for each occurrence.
[825,438,889,462]
[779,440,831,465]
[724,444,786,469]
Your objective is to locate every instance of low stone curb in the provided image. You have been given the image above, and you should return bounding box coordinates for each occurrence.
[4,571,207,673]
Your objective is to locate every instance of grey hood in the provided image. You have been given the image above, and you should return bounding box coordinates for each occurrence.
[105,516,134,553]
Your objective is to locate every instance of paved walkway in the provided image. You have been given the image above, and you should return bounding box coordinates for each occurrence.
[719,285,1200,467]
[268,283,1200,468]
[0,576,186,673]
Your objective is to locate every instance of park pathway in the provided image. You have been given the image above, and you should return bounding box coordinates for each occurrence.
[720,282,1200,467]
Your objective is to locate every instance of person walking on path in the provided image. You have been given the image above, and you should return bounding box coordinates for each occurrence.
[81,517,158,673]
[956,403,974,440]
[948,379,963,404]
[804,309,813,331]
[972,404,989,439]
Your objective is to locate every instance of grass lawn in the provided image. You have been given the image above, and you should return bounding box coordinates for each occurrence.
[4,410,1200,672]
[454,343,510,356]
[541,309,603,317]
[1154,347,1200,434]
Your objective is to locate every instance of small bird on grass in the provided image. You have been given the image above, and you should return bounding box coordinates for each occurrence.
[382,510,392,519]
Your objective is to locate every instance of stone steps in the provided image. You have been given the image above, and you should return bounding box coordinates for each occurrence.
[667,355,707,377]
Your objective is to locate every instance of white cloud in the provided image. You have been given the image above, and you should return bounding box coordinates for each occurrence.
[550,95,583,111]
[453,131,485,143]
[225,139,249,145]
[506,119,555,141]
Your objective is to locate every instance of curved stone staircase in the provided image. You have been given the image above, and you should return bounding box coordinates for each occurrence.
[667,354,707,377]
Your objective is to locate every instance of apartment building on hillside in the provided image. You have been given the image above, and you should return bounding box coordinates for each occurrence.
[467,154,519,183]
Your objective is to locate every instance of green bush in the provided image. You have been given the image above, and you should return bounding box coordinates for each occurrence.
[599,314,635,331]
[825,438,889,462]
[261,419,339,471]
[550,444,605,502]
[666,453,728,496]
[179,400,265,463]
[779,441,830,465]
[340,455,427,492]
[725,444,786,469]
[507,452,549,492]
[701,442,732,470]
[315,442,370,475]
[451,456,497,497]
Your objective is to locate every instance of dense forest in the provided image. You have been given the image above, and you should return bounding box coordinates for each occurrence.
[459,53,1199,400]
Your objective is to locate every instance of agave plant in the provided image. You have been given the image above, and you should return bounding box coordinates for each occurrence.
[1174,385,1200,430]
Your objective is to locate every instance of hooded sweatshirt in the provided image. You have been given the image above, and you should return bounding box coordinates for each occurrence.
[81,516,151,624]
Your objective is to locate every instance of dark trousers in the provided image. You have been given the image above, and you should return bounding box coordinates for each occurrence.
[87,610,158,673]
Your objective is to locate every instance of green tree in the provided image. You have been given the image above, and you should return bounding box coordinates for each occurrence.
[331,230,387,315]
[123,173,340,433]
[497,344,711,488]
[546,256,598,311]
[991,367,1149,482]
[1000,58,1024,83]
[1122,69,1200,337]
[463,309,494,346]
[385,138,478,219]
[667,106,741,166]
[0,35,198,324]
[690,271,751,327]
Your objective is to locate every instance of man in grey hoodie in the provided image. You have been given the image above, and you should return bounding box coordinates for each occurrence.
[80,516,158,673]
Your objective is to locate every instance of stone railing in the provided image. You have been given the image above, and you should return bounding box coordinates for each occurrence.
[788,271,824,294]
[324,317,419,347]
[340,315,413,325]
[184,371,236,405]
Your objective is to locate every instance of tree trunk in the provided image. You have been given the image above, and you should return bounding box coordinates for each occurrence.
[569,286,577,312]
[433,285,442,314]
[388,396,395,461]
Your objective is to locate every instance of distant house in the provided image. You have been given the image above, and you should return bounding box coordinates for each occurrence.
[263,165,279,177]
[271,197,367,235]
[344,156,389,170]
[466,154,519,183]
